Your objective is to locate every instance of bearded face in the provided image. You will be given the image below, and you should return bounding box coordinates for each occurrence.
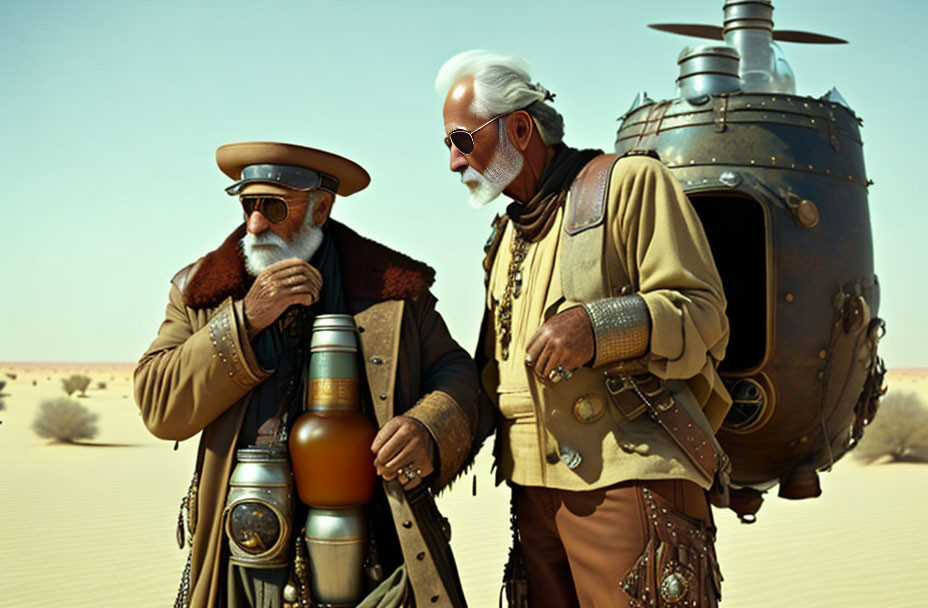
[241,191,324,276]
[460,120,524,208]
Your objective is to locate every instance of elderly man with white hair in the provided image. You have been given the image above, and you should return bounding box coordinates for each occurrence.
[135,142,480,608]
[436,51,732,608]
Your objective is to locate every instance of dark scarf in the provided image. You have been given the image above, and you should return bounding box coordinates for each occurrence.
[240,225,349,447]
[506,145,602,242]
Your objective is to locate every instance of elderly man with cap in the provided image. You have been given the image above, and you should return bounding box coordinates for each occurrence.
[436,51,732,607]
[134,142,481,608]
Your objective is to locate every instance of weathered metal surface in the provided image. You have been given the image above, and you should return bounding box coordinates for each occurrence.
[616,89,883,487]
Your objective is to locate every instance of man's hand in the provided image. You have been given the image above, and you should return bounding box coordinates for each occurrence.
[243,258,322,339]
[525,305,594,384]
[371,415,436,489]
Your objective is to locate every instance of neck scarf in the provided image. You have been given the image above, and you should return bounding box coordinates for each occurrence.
[506,145,603,242]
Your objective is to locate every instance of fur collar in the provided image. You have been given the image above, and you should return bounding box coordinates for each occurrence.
[181,220,435,309]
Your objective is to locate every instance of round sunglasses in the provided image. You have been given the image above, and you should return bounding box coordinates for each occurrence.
[240,195,305,224]
[443,115,503,155]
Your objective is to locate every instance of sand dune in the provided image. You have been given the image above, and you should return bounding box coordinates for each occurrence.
[1,365,926,607]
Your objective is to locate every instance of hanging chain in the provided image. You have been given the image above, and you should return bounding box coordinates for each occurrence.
[497,232,528,361]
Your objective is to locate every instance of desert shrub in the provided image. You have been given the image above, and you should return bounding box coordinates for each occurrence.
[0,379,6,393]
[32,397,99,443]
[95,381,108,390]
[4,372,15,380]
[853,391,928,464]
[0,398,5,411]
[61,374,92,397]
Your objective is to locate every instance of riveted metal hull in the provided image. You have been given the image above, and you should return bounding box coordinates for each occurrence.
[616,91,885,488]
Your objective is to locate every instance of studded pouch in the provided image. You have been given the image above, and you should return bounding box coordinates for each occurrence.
[621,487,722,608]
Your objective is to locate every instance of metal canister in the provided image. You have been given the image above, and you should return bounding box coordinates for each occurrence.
[676,44,741,100]
[290,314,378,606]
[307,314,362,413]
[224,445,292,568]
[304,507,369,606]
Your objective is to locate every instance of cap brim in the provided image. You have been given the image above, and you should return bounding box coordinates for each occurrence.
[216,141,371,197]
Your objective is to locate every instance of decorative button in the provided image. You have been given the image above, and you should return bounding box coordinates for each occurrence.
[659,571,689,602]
[370,356,384,365]
[572,395,606,424]
[545,452,560,465]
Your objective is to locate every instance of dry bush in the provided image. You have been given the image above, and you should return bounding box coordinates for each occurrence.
[95,381,107,390]
[853,391,928,464]
[0,379,6,394]
[0,398,6,411]
[4,372,15,380]
[32,397,99,443]
[61,374,92,397]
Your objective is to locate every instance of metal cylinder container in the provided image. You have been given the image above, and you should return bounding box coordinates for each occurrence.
[676,45,741,100]
[224,445,292,568]
[304,507,369,606]
[307,314,361,413]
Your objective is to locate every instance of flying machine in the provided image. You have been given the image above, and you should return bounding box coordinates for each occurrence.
[614,0,886,521]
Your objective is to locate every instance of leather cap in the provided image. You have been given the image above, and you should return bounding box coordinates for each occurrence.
[216,141,371,197]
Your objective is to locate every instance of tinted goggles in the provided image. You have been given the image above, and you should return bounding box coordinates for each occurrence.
[443,115,503,155]
[226,164,339,196]
[240,195,298,224]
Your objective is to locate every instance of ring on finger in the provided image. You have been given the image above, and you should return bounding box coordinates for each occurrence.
[548,366,573,384]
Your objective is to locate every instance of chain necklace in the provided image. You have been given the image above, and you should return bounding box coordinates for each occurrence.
[497,231,528,360]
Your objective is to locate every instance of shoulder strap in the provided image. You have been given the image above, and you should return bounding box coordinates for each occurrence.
[564,154,620,236]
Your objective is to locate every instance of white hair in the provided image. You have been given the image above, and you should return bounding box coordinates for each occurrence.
[241,191,325,276]
[435,49,565,145]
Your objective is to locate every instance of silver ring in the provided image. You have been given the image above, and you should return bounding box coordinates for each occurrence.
[548,366,573,384]
[403,465,421,480]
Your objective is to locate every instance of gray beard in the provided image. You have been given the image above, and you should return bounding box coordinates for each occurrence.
[240,200,324,277]
[461,120,524,208]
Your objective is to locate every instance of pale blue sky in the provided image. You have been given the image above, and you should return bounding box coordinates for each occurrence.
[1,0,925,367]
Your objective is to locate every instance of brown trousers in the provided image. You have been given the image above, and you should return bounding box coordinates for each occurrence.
[513,479,715,608]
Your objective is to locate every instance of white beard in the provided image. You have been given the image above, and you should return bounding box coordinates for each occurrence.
[461,120,524,208]
[241,199,324,277]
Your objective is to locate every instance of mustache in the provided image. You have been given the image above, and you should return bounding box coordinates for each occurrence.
[243,230,288,249]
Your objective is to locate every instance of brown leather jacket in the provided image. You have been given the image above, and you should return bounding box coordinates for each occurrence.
[134,220,482,608]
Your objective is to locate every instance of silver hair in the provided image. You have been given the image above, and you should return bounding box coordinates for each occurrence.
[435,50,565,146]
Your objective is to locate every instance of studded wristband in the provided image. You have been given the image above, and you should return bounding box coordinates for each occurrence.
[583,295,651,368]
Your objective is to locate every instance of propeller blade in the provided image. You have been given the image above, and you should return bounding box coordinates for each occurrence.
[772,30,847,44]
[648,24,724,41]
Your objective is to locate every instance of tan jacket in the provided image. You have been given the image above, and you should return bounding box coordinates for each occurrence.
[481,155,731,491]
[134,221,479,608]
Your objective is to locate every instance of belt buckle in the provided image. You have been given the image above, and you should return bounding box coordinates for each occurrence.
[605,374,635,396]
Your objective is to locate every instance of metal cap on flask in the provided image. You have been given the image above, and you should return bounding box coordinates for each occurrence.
[307,314,360,412]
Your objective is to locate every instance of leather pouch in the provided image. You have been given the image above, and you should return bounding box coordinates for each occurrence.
[622,487,722,608]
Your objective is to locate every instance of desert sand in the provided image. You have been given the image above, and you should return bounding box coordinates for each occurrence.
[1,365,926,607]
